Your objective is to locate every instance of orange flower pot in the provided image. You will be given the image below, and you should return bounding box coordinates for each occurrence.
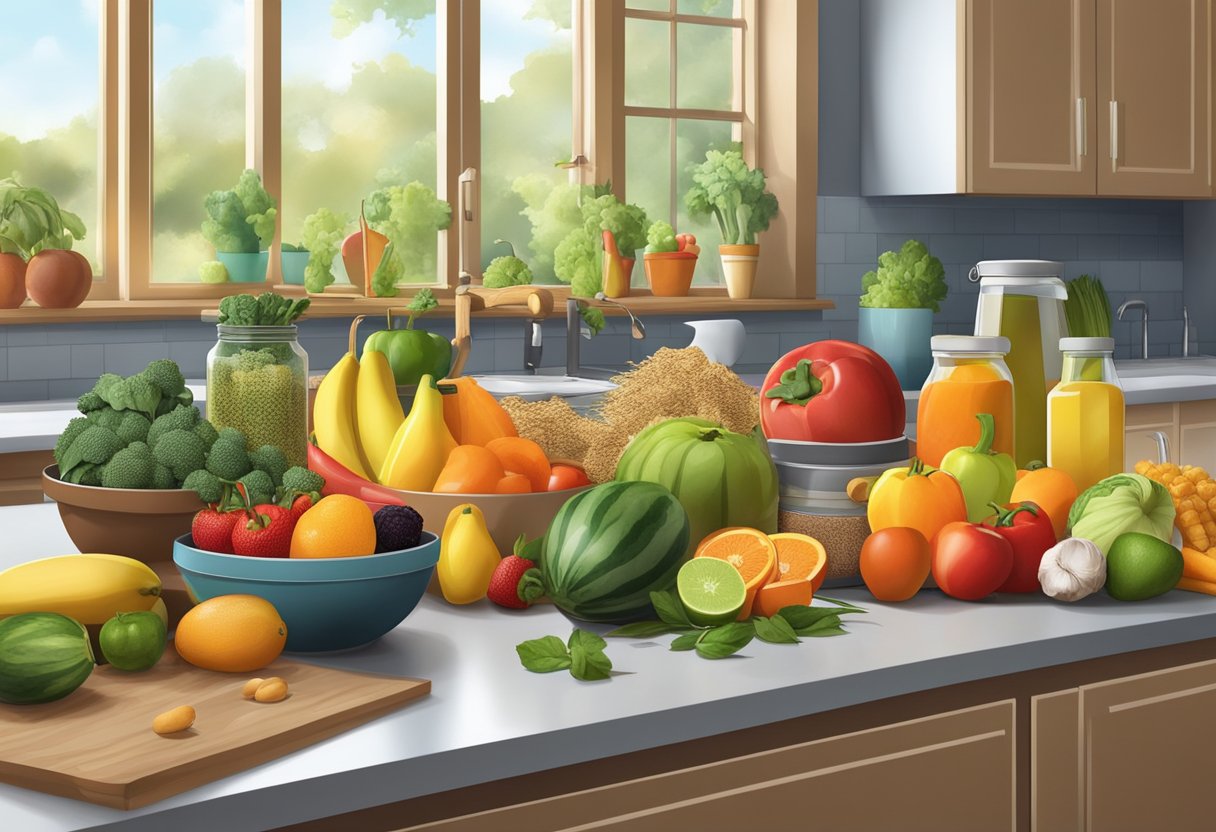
[719,243,760,299]
[643,251,697,297]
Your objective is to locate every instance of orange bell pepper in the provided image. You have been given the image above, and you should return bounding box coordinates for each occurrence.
[1009,463,1078,539]
[433,445,506,494]
[867,458,969,544]
[486,436,551,492]
[440,377,518,446]
[496,473,532,494]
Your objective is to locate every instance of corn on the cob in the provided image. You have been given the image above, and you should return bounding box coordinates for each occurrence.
[1137,460,1216,552]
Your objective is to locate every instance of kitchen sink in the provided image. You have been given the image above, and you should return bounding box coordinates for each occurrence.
[469,374,617,402]
[1115,357,1216,378]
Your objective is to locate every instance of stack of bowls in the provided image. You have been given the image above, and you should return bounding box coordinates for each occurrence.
[766,437,910,587]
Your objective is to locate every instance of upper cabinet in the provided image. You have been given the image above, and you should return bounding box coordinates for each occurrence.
[861,0,1210,198]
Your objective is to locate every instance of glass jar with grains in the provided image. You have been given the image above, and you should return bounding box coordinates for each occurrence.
[206,325,309,468]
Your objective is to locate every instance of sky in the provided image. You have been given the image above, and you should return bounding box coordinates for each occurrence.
[2,0,566,142]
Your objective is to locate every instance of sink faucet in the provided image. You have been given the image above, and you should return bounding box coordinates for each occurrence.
[566,297,646,380]
[1183,305,1191,358]
[1117,299,1149,360]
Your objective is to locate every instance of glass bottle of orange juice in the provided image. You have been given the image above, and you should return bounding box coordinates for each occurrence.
[1047,338,1124,492]
[916,336,1015,467]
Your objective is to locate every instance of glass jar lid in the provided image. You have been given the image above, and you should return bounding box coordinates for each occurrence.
[1059,336,1115,353]
[930,334,1011,355]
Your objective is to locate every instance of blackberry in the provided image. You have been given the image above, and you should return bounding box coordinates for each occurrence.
[374,505,425,553]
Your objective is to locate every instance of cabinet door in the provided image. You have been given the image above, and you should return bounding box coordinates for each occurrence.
[1125,403,1178,471]
[967,0,1097,195]
[1179,401,1216,471]
[1097,0,1210,196]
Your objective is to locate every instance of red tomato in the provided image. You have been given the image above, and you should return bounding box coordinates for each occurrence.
[859,527,932,602]
[548,463,592,492]
[931,522,1014,601]
[760,340,905,443]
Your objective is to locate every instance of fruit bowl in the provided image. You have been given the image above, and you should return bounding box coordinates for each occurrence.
[172,531,439,653]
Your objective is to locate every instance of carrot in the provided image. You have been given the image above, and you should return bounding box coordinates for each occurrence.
[1181,547,1216,583]
[1177,576,1216,596]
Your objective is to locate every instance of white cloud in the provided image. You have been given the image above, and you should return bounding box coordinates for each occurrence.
[200,0,248,70]
[30,36,64,62]
[284,8,405,90]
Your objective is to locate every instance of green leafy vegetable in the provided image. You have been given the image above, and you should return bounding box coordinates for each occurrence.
[650,589,694,629]
[692,622,755,659]
[514,179,612,282]
[684,148,778,246]
[369,241,402,298]
[300,208,350,294]
[859,239,948,311]
[0,176,86,258]
[578,305,606,337]
[516,629,613,681]
[201,169,277,254]
[752,615,800,645]
[199,261,229,284]
[1067,473,1176,555]
[484,255,534,288]
[218,292,311,326]
[553,189,649,297]
[604,620,679,639]
[1064,274,1112,338]
[364,181,453,294]
[646,220,678,253]
[669,632,700,651]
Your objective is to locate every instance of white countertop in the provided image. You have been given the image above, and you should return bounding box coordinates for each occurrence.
[4,502,1216,831]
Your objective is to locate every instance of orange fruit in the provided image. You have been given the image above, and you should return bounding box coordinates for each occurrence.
[694,527,777,619]
[486,437,552,492]
[859,527,932,602]
[290,494,377,558]
[753,578,814,618]
[769,533,829,593]
[174,594,287,672]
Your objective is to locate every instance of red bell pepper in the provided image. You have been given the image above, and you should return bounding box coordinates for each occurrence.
[307,442,407,509]
[983,501,1058,593]
[931,521,1014,601]
[760,340,906,443]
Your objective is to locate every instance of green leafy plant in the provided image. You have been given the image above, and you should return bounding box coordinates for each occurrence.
[553,189,648,297]
[365,181,452,297]
[198,261,229,284]
[646,220,678,254]
[516,628,613,681]
[1064,274,1112,338]
[217,292,311,326]
[201,169,278,254]
[0,177,87,259]
[300,208,351,294]
[859,239,948,311]
[514,179,613,282]
[483,239,534,288]
[684,148,778,246]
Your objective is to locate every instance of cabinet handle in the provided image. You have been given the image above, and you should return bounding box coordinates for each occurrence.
[1110,100,1119,163]
[1076,97,1087,157]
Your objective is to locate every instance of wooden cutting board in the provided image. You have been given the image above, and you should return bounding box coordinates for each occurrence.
[0,649,430,810]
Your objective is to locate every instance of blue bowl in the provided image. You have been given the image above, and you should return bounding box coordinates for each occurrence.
[172,532,439,653]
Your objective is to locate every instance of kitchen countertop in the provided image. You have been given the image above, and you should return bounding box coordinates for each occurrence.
[5,502,1216,831]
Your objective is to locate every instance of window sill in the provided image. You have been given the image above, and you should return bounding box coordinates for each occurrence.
[0,288,833,326]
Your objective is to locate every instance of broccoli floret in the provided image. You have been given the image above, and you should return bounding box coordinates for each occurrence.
[206,435,252,481]
[151,464,176,490]
[91,372,162,422]
[76,391,106,414]
[152,429,208,483]
[236,469,275,507]
[217,427,247,447]
[859,239,948,312]
[86,408,125,432]
[234,348,278,372]
[646,220,678,253]
[147,405,200,449]
[249,444,289,487]
[54,417,92,468]
[115,412,152,446]
[101,442,156,489]
[182,469,225,505]
[483,255,533,288]
[142,359,186,400]
[281,466,324,497]
[67,462,104,487]
[193,419,219,450]
[217,293,260,325]
[199,261,230,284]
[59,426,124,481]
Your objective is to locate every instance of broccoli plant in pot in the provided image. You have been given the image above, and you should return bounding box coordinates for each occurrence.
[553,188,648,299]
[0,177,89,309]
[857,239,948,389]
[200,169,277,283]
[483,239,534,287]
[684,148,778,299]
[642,221,701,297]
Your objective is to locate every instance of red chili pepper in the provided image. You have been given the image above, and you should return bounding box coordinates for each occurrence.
[983,501,1058,593]
[307,441,407,508]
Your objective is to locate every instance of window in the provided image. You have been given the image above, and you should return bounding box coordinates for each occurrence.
[623,0,746,286]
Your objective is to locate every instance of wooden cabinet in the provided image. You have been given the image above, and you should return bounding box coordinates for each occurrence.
[862,0,1210,197]
[1179,401,1216,472]
[1125,400,1216,471]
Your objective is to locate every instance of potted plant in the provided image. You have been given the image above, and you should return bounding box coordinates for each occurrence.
[298,207,350,294]
[642,221,700,297]
[280,243,309,285]
[339,182,451,298]
[200,169,277,283]
[483,239,534,287]
[0,177,89,309]
[857,239,948,389]
[685,149,778,299]
[553,190,648,299]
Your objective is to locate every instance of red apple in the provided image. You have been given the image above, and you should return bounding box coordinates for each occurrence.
[931,522,1014,601]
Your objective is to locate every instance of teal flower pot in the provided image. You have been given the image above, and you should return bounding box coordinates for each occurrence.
[216,251,269,284]
[281,250,309,286]
[857,306,934,390]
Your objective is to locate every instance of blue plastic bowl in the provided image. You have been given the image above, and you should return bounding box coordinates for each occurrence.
[172,532,439,653]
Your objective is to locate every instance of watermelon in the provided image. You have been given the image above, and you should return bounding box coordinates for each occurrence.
[0,612,95,705]
[541,481,690,622]
[614,417,779,552]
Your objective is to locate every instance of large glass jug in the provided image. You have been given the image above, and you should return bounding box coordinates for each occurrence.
[970,260,1068,468]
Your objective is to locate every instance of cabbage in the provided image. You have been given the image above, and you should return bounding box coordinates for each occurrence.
[1067,474,1176,555]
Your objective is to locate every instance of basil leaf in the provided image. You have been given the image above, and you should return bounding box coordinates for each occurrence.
[605,620,677,639]
[775,605,858,630]
[669,632,700,651]
[516,636,572,673]
[570,644,613,681]
[650,590,694,629]
[694,622,754,659]
[794,615,844,637]
[753,615,800,644]
[568,628,607,655]
[814,595,868,612]
[802,625,847,637]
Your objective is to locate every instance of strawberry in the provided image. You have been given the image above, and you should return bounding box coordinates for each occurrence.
[487,535,545,609]
[191,508,240,554]
[231,504,295,558]
[288,493,313,519]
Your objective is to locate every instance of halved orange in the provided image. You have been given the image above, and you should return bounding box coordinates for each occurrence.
[769,533,828,593]
[694,527,778,619]
[753,578,814,618]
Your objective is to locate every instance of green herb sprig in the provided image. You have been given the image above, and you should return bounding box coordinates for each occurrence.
[517,628,613,681]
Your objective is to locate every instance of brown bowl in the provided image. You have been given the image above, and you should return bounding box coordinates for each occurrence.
[42,466,205,564]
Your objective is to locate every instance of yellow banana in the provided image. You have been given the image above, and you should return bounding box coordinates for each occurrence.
[313,317,374,480]
[378,374,458,490]
[0,554,162,625]
[356,349,405,477]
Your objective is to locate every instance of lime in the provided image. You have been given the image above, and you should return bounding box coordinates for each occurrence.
[99,611,167,671]
[677,558,747,626]
[1106,532,1183,601]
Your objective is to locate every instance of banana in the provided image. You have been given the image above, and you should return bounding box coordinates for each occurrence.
[0,554,162,625]
[356,349,405,477]
[379,374,458,490]
[313,317,374,480]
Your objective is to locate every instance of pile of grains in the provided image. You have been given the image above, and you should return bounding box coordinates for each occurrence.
[500,347,761,483]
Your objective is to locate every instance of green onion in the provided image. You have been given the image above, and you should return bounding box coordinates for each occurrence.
[1064,275,1112,338]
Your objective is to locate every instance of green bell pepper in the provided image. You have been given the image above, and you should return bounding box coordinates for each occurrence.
[939,413,1017,524]
[361,289,452,386]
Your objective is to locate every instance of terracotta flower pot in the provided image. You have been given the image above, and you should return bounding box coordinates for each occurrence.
[644,252,697,297]
[0,252,27,308]
[25,249,91,309]
[719,243,760,299]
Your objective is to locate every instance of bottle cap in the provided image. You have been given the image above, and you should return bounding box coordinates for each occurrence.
[930,335,1011,355]
[1059,337,1115,353]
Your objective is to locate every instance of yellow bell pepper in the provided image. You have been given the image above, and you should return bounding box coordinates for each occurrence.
[868,458,969,544]
[437,503,501,604]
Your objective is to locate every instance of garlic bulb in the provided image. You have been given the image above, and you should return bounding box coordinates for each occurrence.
[1038,538,1107,601]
